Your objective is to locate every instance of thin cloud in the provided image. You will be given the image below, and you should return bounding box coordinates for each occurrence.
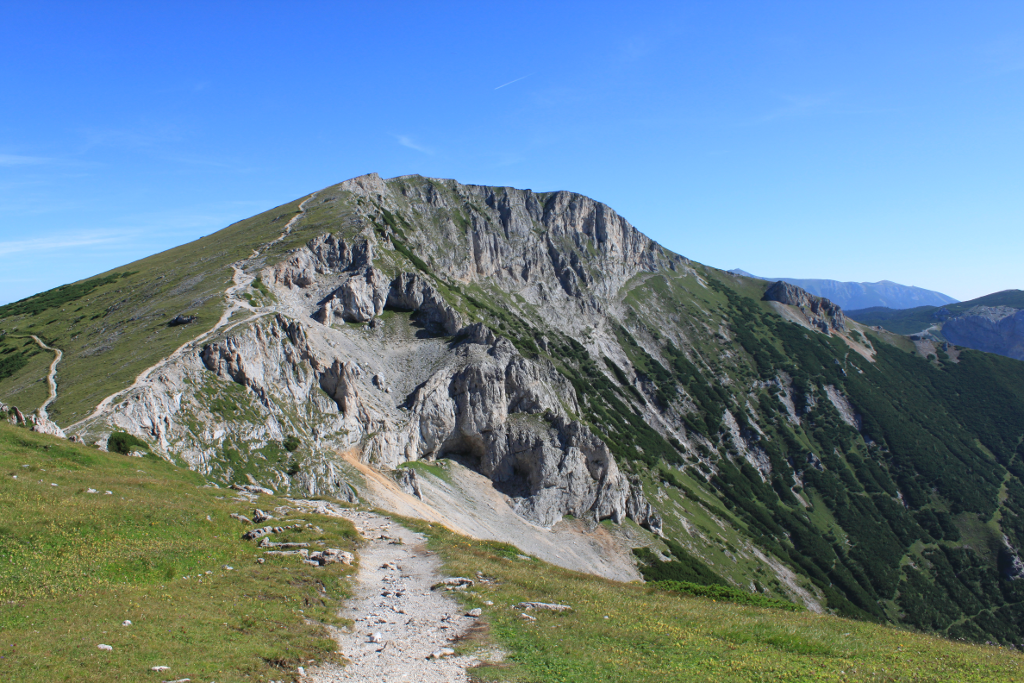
[494,74,533,90]
[396,135,433,155]
[0,231,129,257]
[0,154,51,166]
[757,94,833,123]
[78,127,181,153]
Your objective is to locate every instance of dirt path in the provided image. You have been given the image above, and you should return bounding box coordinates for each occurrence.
[266,192,317,251]
[28,335,61,413]
[291,504,485,683]
[68,194,318,432]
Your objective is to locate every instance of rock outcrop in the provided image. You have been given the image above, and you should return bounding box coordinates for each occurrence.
[764,280,846,333]
[941,306,1024,361]
[315,267,390,325]
[386,272,463,335]
[30,408,66,439]
[65,175,679,547]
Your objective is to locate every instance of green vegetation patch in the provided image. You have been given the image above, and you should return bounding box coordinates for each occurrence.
[0,272,135,319]
[397,515,1024,683]
[0,338,30,381]
[106,431,151,455]
[647,580,803,611]
[0,424,358,682]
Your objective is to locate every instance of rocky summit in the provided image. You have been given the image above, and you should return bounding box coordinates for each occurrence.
[3,173,1024,646]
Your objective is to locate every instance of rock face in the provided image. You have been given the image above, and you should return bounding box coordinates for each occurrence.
[30,409,66,439]
[361,325,661,531]
[108,218,662,533]
[763,280,846,333]
[60,175,708,538]
[941,306,1024,361]
[315,267,390,325]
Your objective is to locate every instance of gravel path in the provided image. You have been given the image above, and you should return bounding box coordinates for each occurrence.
[28,335,62,413]
[305,508,485,683]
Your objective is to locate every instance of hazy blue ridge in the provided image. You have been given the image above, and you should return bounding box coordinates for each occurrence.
[728,269,957,310]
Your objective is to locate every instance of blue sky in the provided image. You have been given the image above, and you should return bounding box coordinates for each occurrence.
[2,1,1022,304]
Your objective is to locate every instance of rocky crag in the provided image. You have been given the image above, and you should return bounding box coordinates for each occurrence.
[763,280,846,335]
[69,174,669,536]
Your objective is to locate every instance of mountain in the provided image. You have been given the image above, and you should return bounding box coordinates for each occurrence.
[728,270,958,310]
[848,290,1024,362]
[3,173,1024,646]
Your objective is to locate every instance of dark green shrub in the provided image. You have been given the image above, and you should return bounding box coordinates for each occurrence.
[283,435,300,452]
[107,431,149,455]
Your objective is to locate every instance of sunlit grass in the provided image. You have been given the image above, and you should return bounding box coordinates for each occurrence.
[0,423,358,682]
[400,518,1024,682]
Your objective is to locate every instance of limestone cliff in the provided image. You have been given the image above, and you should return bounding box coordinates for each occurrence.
[763,280,847,334]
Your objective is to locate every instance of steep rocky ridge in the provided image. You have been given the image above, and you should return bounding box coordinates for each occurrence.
[4,174,1024,644]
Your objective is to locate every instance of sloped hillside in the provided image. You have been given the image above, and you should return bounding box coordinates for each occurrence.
[3,173,1024,645]
[849,290,1024,361]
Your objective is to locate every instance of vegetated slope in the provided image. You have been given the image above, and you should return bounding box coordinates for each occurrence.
[408,517,1024,683]
[728,270,958,309]
[0,194,311,424]
[849,290,1024,361]
[0,422,358,683]
[6,423,1021,683]
[3,173,1024,646]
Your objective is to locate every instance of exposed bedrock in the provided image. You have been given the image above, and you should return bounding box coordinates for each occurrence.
[89,194,665,536]
[386,272,463,335]
[363,325,661,532]
[764,280,846,333]
[315,266,390,324]
[942,306,1024,361]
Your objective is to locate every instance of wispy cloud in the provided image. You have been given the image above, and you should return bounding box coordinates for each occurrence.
[0,154,51,166]
[78,126,182,153]
[757,94,833,123]
[0,231,131,257]
[396,135,433,155]
[494,74,533,90]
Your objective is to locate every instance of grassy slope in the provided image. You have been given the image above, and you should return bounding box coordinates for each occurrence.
[0,423,357,683]
[6,421,1021,683]
[0,195,309,424]
[404,516,1024,683]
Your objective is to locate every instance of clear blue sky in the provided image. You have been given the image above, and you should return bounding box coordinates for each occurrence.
[2,1,1022,304]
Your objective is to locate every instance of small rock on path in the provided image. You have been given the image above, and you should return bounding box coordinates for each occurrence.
[303,507,485,683]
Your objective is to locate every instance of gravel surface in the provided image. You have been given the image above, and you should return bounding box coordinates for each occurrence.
[306,508,486,683]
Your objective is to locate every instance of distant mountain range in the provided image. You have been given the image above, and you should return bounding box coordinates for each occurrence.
[728,270,957,310]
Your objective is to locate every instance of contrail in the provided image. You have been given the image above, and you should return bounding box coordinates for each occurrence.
[494,74,533,90]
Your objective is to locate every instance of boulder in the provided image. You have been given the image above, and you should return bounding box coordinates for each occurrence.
[168,314,197,327]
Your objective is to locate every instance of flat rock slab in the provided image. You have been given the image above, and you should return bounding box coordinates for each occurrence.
[303,507,482,683]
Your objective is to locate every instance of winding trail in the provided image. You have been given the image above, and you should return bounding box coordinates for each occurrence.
[28,335,61,413]
[68,192,318,432]
[288,504,485,683]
